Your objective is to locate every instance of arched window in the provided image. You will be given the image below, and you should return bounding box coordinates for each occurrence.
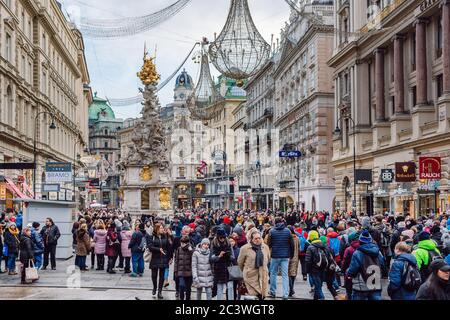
[6,86,14,125]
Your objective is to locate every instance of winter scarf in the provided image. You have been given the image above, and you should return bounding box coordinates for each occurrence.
[8,227,19,236]
[251,243,264,268]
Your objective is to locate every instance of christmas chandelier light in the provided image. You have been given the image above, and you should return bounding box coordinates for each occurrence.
[209,0,271,83]
[76,0,192,39]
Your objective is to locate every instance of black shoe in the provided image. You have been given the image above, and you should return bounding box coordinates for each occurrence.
[175,292,179,298]
[41,267,47,270]
[289,291,295,297]
[108,270,116,274]
[152,288,157,296]
[51,267,56,270]
[268,292,276,298]
[303,276,307,281]
[157,292,163,299]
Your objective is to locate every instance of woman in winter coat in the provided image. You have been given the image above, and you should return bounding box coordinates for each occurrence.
[288,227,300,297]
[388,242,419,300]
[119,221,133,274]
[192,238,214,300]
[416,259,450,300]
[75,224,91,271]
[19,227,34,284]
[237,229,270,300]
[4,222,20,275]
[147,223,173,299]
[105,223,120,274]
[229,237,241,300]
[174,235,194,300]
[93,220,107,270]
[210,227,235,300]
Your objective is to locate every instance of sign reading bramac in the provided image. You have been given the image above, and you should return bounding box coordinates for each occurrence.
[45,162,72,183]
[419,157,441,180]
[395,162,416,182]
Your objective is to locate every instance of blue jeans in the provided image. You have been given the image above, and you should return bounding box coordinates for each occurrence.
[164,267,170,281]
[352,290,382,301]
[34,254,43,269]
[75,256,87,270]
[269,258,289,298]
[310,273,325,300]
[7,254,17,272]
[131,252,144,274]
[217,281,234,300]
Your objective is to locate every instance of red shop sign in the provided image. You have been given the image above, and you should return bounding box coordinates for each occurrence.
[419,157,441,180]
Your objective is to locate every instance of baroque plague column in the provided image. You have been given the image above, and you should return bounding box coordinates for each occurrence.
[118,51,173,217]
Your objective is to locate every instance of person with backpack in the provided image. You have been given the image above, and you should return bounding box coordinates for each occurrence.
[128,223,146,277]
[294,227,308,281]
[412,231,442,283]
[388,242,420,300]
[326,228,341,266]
[346,229,386,300]
[305,230,330,300]
[416,259,450,300]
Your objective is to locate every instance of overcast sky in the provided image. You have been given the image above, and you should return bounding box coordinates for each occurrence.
[61,0,291,120]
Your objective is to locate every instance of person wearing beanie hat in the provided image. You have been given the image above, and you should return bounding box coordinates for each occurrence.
[341,231,361,299]
[305,228,338,300]
[387,242,419,300]
[413,231,442,282]
[416,259,450,300]
[4,221,20,275]
[359,229,373,245]
[192,237,214,300]
[361,216,371,229]
[346,228,386,300]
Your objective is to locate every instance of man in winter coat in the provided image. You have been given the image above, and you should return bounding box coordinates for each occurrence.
[341,232,360,299]
[174,236,194,300]
[30,222,44,269]
[266,217,294,300]
[346,230,386,300]
[128,223,146,277]
[40,218,61,270]
[390,221,406,253]
[412,231,442,283]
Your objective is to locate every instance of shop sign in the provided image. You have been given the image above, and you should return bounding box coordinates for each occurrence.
[395,162,416,182]
[355,169,372,184]
[48,192,58,201]
[418,180,440,191]
[45,162,72,183]
[419,157,441,180]
[380,169,394,183]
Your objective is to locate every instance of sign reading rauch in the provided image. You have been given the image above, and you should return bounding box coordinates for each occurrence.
[419,157,441,180]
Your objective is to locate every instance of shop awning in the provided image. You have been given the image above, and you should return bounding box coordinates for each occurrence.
[4,177,28,199]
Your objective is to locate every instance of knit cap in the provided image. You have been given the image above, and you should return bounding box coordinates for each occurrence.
[308,230,319,242]
[359,229,373,244]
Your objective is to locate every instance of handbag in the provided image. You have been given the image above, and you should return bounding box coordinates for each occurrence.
[237,280,248,296]
[144,248,152,263]
[25,260,39,281]
[227,265,243,281]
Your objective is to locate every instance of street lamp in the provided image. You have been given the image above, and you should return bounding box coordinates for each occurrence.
[33,111,57,199]
[334,115,357,216]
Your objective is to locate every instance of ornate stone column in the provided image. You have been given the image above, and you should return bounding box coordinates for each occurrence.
[416,18,429,105]
[443,0,450,93]
[393,35,405,113]
[375,48,385,121]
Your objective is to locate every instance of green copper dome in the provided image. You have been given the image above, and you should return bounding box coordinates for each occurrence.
[88,92,116,121]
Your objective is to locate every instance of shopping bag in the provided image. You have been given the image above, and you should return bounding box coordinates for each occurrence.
[144,249,152,263]
[25,260,39,281]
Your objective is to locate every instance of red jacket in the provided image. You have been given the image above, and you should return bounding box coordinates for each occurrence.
[342,240,360,274]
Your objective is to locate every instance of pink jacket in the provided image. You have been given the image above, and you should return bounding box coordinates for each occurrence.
[93,229,107,255]
[120,230,133,258]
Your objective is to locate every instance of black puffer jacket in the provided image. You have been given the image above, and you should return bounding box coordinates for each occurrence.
[19,234,34,262]
[305,241,334,274]
[174,244,194,277]
[210,238,234,284]
[40,225,61,246]
[147,234,173,269]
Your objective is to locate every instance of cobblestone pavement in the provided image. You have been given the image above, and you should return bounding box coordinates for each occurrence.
[0,256,389,300]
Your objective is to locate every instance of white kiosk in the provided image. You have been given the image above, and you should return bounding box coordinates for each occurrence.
[15,199,76,259]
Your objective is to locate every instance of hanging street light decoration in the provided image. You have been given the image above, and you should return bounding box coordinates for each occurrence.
[209,0,271,85]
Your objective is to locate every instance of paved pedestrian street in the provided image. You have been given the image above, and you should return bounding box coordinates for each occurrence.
[0,256,390,300]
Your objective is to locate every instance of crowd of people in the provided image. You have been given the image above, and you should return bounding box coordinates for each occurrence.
[1,207,449,300]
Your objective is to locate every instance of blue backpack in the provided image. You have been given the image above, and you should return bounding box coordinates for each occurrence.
[295,231,308,252]
[329,237,340,257]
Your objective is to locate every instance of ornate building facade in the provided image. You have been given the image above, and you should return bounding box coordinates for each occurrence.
[273,1,336,212]
[0,0,91,208]
[330,0,450,217]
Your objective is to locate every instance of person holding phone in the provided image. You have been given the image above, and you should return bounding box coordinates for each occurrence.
[147,223,172,299]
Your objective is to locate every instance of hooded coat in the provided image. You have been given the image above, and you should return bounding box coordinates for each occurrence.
[210,238,234,283]
[192,245,214,288]
[412,239,441,280]
[75,229,91,257]
[387,253,418,300]
[305,240,331,274]
[174,243,194,278]
[237,242,270,297]
[341,240,360,273]
[19,234,34,262]
[347,243,385,292]
[30,228,44,256]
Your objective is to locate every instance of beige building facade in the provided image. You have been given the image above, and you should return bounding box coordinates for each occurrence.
[0,0,91,207]
[330,0,450,217]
